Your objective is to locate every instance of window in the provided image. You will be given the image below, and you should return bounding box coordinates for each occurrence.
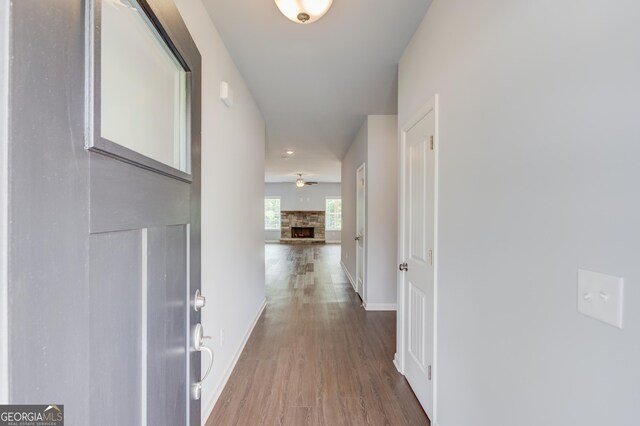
[265,197,281,230]
[88,0,191,181]
[325,198,342,231]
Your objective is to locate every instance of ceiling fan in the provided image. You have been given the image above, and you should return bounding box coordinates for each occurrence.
[295,174,318,188]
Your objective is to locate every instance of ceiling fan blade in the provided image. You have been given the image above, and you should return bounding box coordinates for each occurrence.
[305,181,319,185]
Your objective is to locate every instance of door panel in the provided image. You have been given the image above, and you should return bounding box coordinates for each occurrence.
[409,140,427,263]
[403,109,436,417]
[147,225,188,426]
[89,225,189,426]
[90,229,145,426]
[408,281,426,370]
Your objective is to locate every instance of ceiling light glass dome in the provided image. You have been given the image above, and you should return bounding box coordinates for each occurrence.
[274,0,334,24]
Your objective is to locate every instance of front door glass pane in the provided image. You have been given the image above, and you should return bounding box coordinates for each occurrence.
[101,0,189,173]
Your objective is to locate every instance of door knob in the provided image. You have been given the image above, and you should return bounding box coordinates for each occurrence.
[194,289,206,311]
[355,235,361,241]
[192,323,214,400]
[399,262,408,271]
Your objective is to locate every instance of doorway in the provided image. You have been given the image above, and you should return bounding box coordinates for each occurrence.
[355,163,366,299]
[397,95,439,421]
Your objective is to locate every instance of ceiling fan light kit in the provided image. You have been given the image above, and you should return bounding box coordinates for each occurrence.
[295,173,318,187]
[274,0,334,24]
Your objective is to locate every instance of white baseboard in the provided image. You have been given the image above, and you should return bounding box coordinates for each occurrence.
[202,298,266,424]
[364,302,396,311]
[340,260,356,293]
[393,352,402,374]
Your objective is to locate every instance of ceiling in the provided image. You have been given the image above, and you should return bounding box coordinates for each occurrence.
[202,0,432,183]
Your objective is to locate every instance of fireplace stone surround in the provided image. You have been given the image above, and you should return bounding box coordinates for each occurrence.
[280,211,325,243]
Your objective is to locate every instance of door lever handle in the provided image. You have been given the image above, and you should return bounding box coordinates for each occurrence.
[399,262,408,272]
[192,323,214,400]
[355,235,361,241]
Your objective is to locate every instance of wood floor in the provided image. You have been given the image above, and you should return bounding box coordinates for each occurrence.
[206,244,429,426]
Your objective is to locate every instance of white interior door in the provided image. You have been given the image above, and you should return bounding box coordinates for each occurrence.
[402,105,436,418]
[356,163,366,298]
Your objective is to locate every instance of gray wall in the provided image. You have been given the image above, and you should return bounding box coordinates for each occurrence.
[399,1,640,425]
[342,116,398,308]
[265,182,342,242]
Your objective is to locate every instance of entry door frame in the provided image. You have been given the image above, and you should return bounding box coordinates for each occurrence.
[396,94,439,423]
[356,162,366,301]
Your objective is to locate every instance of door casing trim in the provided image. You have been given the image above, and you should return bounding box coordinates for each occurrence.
[355,162,366,302]
[396,94,439,423]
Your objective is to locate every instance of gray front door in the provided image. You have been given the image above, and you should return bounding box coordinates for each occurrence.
[5,0,202,425]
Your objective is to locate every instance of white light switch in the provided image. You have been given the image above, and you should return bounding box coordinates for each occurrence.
[220,81,233,108]
[578,269,624,329]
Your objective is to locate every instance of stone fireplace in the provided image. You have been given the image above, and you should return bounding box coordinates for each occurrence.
[281,211,325,243]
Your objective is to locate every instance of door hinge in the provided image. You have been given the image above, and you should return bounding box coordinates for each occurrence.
[428,249,433,265]
[430,135,434,150]
[428,365,432,381]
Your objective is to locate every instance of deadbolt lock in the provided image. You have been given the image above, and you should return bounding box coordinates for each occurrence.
[194,289,206,311]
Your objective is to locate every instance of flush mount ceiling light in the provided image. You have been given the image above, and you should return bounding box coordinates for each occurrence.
[286,150,295,155]
[274,0,334,24]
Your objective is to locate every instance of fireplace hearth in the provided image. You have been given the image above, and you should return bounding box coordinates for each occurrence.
[291,227,314,239]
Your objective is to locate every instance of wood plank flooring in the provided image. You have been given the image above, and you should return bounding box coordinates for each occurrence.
[206,244,429,425]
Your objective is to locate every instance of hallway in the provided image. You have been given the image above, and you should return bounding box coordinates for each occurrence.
[207,244,429,425]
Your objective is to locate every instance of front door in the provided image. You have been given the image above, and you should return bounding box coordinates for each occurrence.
[87,0,203,424]
[4,0,203,424]
[401,104,436,418]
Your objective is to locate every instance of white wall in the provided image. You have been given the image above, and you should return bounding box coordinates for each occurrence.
[174,0,266,422]
[399,1,640,425]
[342,116,398,308]
[367,116,398,305]
[264,182,342,242]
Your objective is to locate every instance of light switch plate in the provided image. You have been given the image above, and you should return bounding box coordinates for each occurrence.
[578,269,624,329]
[220,81,233,108]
